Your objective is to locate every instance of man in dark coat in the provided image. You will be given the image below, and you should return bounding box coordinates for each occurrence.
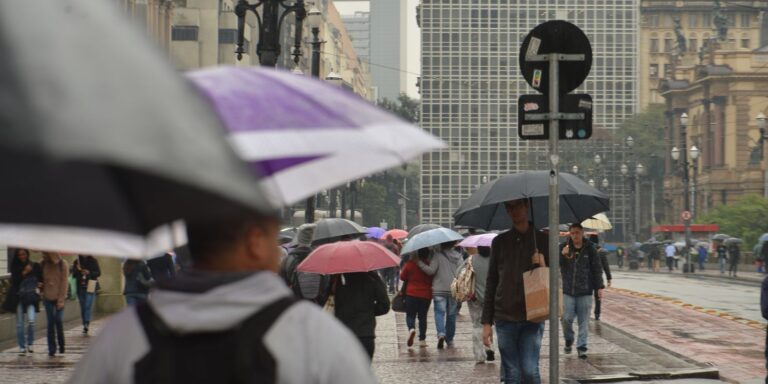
[593,243,612,321]
[560,223,604,359]
[147,252,176,282]
[333,272,390,358]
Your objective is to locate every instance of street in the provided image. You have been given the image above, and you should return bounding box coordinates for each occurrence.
[610,270,764,323]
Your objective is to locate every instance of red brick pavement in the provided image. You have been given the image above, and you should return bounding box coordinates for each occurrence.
[601,289,767,383]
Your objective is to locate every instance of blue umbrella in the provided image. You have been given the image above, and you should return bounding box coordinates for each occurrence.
[366,227,386,239]
[401,227,464,255]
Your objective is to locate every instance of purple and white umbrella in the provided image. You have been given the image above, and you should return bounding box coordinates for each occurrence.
[459,233,498,248]
[187,67,445,206]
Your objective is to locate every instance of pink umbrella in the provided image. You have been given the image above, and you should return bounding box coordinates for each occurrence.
[459,233,498,248]
[380,229,408,240]
[296,241,401,275]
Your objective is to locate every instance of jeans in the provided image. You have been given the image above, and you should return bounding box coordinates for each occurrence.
[77,290,95,327]
[125,293,148,306]
[562,294,592,350]
[16,303,35,349]
[496,320,544,383]
[468,300,496,362]
[43,301,65,354]
[405,296,431,340]
[666,257,674,271]
[729,262,739,276]
[433,294,458,343]
[719,258,727,274]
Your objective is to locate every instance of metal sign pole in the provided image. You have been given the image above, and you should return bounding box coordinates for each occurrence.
[548,52,561,384]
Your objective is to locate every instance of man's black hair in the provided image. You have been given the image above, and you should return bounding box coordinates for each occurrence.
[569,223,584,230]
[477,246,491,257]
[186,212,276,263]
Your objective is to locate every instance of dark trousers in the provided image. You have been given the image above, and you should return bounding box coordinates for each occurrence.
[593,290,602,319]
[405,296,431,340]
[667,257,674,271]
[358,336,375,359]
[43,301,64,354]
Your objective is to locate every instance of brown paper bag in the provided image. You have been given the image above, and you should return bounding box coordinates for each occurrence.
[523,266,563,323]
[86,279,97,294]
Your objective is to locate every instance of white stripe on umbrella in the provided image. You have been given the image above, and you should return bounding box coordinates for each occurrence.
[0,221,187,259]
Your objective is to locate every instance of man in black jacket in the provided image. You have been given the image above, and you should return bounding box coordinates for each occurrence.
[593,243,612,321]
[333,272,390,358]
[560,223,604,359]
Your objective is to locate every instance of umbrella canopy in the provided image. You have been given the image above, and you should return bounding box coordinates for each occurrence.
[401,227,464,255]
[408,224,441,239]
[366,227,386,239]
[454,172,610,230]
[639,241,662,253]
[186,67,445,206]
[724,238,744,246]
[459,233,498,248]
[381,229,408,240]
[312,218,367,243]
[0,0,270,258]
[296,241,400,275]
[582,213,612,230]
[759,233,768,244]
[712,233,730,241]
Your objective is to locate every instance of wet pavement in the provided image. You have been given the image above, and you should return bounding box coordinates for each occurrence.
[0,315,103,383]
[372,297,719,383]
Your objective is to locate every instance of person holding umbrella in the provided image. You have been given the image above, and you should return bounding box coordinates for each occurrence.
[728,242,741,277]
[481,199,549,383]
[717,241,728,274]
[332,270,390,359]
[416,240,463,349]
[400,248,433,348]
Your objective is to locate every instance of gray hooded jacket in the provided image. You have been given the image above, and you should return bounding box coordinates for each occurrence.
[67,271,376,384]
[417,248,463,295]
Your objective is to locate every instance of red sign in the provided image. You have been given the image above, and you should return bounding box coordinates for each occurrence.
[681,211,692,221]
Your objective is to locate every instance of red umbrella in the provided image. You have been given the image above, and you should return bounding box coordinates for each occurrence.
[380,229,408,240]
[296,241,401,275]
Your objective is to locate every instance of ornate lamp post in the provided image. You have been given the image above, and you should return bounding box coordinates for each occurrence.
[235,0,307,66]
[671,112,694,272]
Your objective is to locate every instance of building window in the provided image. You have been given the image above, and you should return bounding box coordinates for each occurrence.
[702,13,711,27]
[648,14,660,27]
[650,38,659,52]
[727,14,736,27]
[663,63,671,77]
[741,38,750,49]
[741,13,751,27]
[172,26,199,41]
[219,29,237,44]
[688,14,698,28]
[649,64,659,78]
[664,38,673,52]
[689,38,698,52]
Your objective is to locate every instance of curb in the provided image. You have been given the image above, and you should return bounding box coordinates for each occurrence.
[564,368,721,383]
[610,287,767,330]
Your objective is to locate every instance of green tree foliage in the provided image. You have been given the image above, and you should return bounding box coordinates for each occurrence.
[379,94,420,123]
[697,194,768,249]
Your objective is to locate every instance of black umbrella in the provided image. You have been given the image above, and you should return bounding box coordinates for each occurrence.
[312,219,367,243]
[408,224,442,239]
[453,171,610,230]
[712,234,730,241]
[639,241,662,253]
[0,0,271,257]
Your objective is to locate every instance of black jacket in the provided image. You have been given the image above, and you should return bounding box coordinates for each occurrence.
[334,272,390,338]
[72,256,101,294]
[598,249,612,281]
[2,261,42,313]
[560,240,604,297]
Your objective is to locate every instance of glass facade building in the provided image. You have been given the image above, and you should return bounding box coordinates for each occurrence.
[420,1,638,236]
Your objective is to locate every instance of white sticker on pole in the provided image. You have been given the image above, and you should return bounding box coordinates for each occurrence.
[526,37,542,59]
[521,124,544,136]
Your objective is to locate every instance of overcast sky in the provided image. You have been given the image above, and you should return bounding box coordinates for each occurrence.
[335,1,420,99]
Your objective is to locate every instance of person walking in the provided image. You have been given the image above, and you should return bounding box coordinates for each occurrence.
[716,242,728,274]
[416,241,463,349]
[664,243,676,272]
[616,247,625,269]
[2,249,42,355]
[280,224,330,305]
[123,259,153,306]
[69,212,378,383]
[332,272,390,359]
[482,198,549,383]
[466,245,496,363]
[728,243,741,277]
[72,255,101,334]
[560,223,605,359]
[697,245,708,271]
[41,252,69,357]
[593,244,612,321]
[400,248,433,349]
[761,275,768,379]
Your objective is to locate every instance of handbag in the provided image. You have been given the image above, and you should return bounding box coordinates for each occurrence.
[86,279,98,293]
[391,280,408,312]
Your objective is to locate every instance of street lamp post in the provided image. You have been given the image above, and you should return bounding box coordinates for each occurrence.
[302,7,322,224]
[635,163,645,242]
[672,112,693,272]
[235,0,307,66]
[624,135,635,243]
[758,113,768,198]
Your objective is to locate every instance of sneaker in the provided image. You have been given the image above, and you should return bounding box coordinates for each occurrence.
[419,340,427,348]
[564,346,572,354]
[83,326,88,334]
[48,351,55,357]
[486,350,495,361]
[18,348,25,355]
[578,349,587,359]
[59,346,65,354]
[437,336,445,349]
[407,329,416,347]
[26,346,33,354]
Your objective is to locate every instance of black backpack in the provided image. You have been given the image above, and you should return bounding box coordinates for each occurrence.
[134,297,296,384]
[18,275,39,307]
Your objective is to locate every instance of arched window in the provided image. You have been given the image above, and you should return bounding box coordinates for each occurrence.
[650,32,660,53]
[689,33,698,52]
[740,33,750,49]
[664,33,673,52]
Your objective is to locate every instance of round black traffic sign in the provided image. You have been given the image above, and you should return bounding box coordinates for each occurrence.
[519,20,592,95]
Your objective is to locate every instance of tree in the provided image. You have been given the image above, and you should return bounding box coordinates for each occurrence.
[697,194,768,249]
[379,94,420,123]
